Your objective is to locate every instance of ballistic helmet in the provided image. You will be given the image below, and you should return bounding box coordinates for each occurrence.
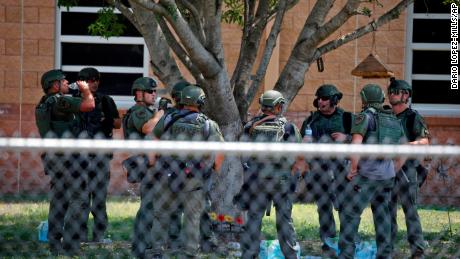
[131,77,157,95]
[259,90,285,107]
[388,78,412,97]
[360,84,385,104]
[41,69,66,92]
[315,84,342,98]
[171,80,191,102]
[180,85,206,107]
[78,67,100,81]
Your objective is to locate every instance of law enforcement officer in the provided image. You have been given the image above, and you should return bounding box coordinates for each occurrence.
[387,78,429,258]
[35,69,95,255]
[338,84,406,259]
[299,84,353,255]
[123,77,164,258]
[150,85,224,258]
[159,81,218,253]
[77,67,121,243]
[237,90,301,259]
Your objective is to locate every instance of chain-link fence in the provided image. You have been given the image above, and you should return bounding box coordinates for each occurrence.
[0,137,459,258]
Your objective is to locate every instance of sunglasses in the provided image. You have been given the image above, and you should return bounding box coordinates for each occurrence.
[144,89,156,94]
[388,89,402,95]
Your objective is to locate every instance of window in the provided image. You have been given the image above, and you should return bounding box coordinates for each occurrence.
[55,2,148,108]
[405,1,460,116]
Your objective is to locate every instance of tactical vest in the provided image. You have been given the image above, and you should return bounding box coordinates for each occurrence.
[363,107,402,144]
[306,109,352,141]
[82,93,105,138]
[35,94,81,138]
[122,105,154,139]
[246,115,294,177]
[165,110,210,141]
[399,108,420,142]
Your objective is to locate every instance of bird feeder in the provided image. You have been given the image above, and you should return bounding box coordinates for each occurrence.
[351,53,394,78]
[351,2,394,79]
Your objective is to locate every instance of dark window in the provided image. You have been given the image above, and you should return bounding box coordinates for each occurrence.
[413,19,450,43]
[72,0,130,7]
[61,12,140,37]
[412,80,460,104]
[412,50,450,75]
[62,43,143,67]
[414,0,449,13]
[64,72,142,96]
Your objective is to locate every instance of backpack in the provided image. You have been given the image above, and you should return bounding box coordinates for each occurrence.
[35,95,58,138]
[248,115,286,142]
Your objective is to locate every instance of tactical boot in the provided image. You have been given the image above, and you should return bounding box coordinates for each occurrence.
[321,243,337,258]
[410,249,425,259]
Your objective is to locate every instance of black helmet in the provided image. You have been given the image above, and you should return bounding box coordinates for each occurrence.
[78,67,100,81]
[131,77,157,95]
[388,78,412,97]
[315,84,342,98]
[360,84,385,104]
[171,80,191,102]
[259,90,285,107]
[41,69,65,92]
[314,84,343,107]
[180,85,206,107]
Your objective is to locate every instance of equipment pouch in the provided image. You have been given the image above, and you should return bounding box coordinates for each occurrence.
[122,154,149,183]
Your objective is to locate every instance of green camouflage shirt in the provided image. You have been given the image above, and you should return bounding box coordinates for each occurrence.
[122,104,155,139]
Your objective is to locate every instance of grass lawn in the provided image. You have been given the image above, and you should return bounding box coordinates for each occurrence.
[0,195,459,258]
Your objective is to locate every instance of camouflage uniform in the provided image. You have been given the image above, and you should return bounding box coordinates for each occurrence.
[238,90,301,259]
[151,85,224,258]
[300,85,353,249]
[123,77,159,258]
[35,69,90,255]
[338,84,406,259]
[388,79,429,257]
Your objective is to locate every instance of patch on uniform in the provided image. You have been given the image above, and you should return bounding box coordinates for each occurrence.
[135,110,147,119]
[355,114,365,125]
[57,98,70,109]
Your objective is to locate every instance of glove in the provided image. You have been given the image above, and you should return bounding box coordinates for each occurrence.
[159,97,172,110]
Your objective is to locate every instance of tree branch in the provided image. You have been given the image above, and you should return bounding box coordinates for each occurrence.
[315,0,361,43]
[132,0,222,78]
[246,0,289,108]
[105,0,142,32]
[176,0,206,44]
[314,0,414,60]
[156,16,204,82]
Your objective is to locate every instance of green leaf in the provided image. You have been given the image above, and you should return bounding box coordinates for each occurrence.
[222,0,244,26]
[88,7,126,39]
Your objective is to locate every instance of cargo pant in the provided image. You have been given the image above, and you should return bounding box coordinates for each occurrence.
[82,154,111,242]
[151,172,205,258]
[44,153,88,254]
[338,175,394,259]
[389,160,426,254]
[239,177,298,259]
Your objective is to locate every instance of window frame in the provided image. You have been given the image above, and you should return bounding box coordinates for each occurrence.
[405,3,460,116]
[55,6,150,109]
